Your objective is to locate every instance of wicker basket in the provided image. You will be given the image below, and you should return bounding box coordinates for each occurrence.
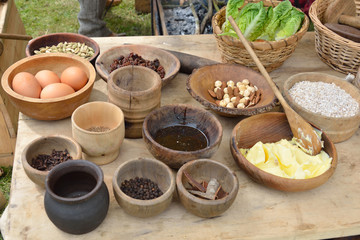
[212,0,310,72]
[309,0,360,75]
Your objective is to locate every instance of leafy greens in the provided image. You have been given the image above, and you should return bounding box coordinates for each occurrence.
[221,0,305,41]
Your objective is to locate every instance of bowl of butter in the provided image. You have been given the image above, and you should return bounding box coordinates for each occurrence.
[230,112,337,192]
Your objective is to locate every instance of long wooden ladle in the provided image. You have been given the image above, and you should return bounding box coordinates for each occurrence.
[228,16,322,156]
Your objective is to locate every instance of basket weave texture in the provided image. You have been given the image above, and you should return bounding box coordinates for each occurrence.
[212,0,310,72]
[309,0,360,75]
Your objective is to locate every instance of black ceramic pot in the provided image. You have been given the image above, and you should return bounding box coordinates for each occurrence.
[44,160,109,235]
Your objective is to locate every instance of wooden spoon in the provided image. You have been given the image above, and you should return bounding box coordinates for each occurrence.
[228,16,322,156]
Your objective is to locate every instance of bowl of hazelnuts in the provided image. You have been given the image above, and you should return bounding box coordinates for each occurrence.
[186,64,277,117]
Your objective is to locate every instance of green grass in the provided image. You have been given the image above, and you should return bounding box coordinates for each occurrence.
[0,166,13,215]
[14,0,151,38]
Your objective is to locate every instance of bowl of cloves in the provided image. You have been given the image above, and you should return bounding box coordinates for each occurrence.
[176,159,239,218]
[112,157,176,218]
[21,135,82,188]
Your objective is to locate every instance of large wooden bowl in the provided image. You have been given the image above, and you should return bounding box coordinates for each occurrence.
[25,32,100,65]
[186,63,277,117]
[283,72,360,143]
[176,159,239,218]
[230,112,337,192]
[142,104,223,169]
[95,44,180,86]
[21,135,82,188]
[1,53,96,120]
[112,157,176,218]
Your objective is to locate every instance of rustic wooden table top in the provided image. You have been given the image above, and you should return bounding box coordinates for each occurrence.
[1,32,359,240]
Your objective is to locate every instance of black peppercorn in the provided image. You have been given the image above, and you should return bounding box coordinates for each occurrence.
[120,177,163,200]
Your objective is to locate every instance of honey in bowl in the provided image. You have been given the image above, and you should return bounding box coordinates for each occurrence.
[154,125,209,151]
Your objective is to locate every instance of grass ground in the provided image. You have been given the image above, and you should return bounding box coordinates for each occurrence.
[14,0,152,37]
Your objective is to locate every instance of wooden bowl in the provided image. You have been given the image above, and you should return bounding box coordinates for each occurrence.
[283,72,360,143]
[230,112,338,192]
[21,135,82,188]
[186,63,277,117]
[71,101,125,165]
[112,157,176,218]
[1,53,96,120]
[107,66,162,138]
[142,104,223,169]
[25,32,100,65]
[95,44,180,86]
[176,159,239,218]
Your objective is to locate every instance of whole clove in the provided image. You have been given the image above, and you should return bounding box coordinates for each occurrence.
[31,149,73,171]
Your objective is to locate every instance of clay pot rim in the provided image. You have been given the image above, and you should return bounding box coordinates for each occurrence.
[21,135,82,178]
[112,157,176,205]
[71,101,125,135]
[108,65,162,96]
[176,159,239,204]
[45,159,104,202]
[142,104,223,154]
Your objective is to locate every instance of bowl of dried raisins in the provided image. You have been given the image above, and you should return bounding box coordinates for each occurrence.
[95,44,180,87]
[21,135,82,188]
[186,63,277,117]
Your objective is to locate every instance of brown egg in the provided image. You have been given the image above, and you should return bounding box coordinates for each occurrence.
[40,83,75,99]
[35,70,61,88]
[12,72,42,98]
[60,66,88,91]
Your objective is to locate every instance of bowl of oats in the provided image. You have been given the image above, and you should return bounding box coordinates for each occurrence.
[283,72,360,143]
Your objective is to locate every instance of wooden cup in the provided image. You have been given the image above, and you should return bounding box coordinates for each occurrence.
[71,101,125,165]
[107,66,162,138]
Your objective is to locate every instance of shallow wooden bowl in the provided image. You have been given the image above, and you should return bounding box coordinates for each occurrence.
[25,32,100,65]
[176,159,239,218]
[1,53,96,120]
[21,135,82,188]
[186,63,277,117]
[95,44,180,86]
[142,104,223,169]
[230,112,338,192]
[112,157,176,218]
[283,72,360,143]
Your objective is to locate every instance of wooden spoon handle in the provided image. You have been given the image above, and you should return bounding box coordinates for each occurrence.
[0,33,32,41]
[228,16,287,108]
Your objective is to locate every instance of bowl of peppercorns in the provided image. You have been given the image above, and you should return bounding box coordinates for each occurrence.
[112,157,176,218]
[95,44,180,87]
[21,135,82,188]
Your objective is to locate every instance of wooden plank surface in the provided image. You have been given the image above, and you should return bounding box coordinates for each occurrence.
[0,0,28,134]
[1,33,359,240]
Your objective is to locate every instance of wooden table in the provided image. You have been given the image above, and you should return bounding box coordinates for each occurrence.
[1,33,359,240]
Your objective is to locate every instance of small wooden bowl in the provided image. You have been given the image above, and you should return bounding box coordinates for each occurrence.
[283,72,360,143]
[25,32,100,65]
[176,159,239,218]
[230,112,338,192]
[21,135,82,188]
[95,44,180,86]
[71,101,125,165]
[142,104,223,169]
[1,53,96,120]
[186,63,277,117]
[112,157,176,218]
[108,66,162,138]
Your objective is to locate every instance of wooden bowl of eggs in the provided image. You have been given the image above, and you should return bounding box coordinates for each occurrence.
[186,63,277,117]
[25,32,100,65]
[1,53,96,120]
[230,112,337,192]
